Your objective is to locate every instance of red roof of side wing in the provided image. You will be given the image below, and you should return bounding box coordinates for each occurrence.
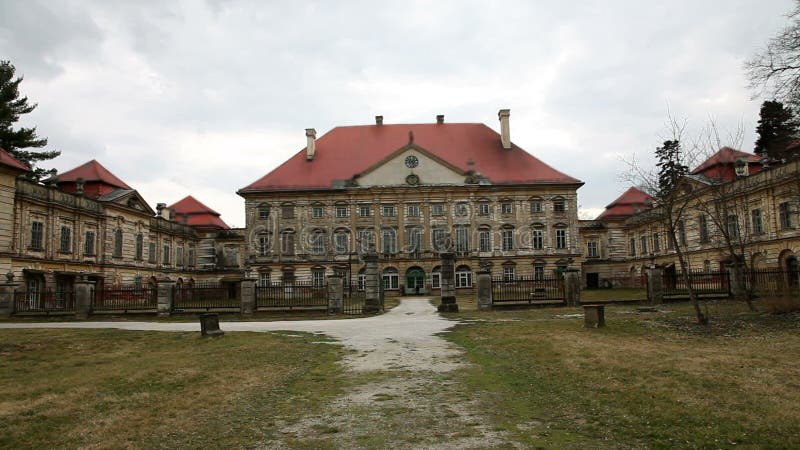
[0,148,30,171]
[169,195,230,230]
[240,123,581,192]
[57,159,132,189]
[596,187,653,220]
[691,147,762,181]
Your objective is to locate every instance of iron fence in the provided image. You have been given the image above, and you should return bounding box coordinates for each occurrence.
[663,270,730,298]
[255,281,327,309]
[491,276,565,303]
[13,289,75,313]
[343,289,366,314]
[93,286,157,312]
[743,269,800,297]
[174,282,239,310]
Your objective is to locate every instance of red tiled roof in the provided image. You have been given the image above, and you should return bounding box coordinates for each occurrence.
[57,159,132,189]
[0,148,29,171]
[596,187,653,220]
[240,123,581,192]
[691,147,761,175]
[169,195,229,230]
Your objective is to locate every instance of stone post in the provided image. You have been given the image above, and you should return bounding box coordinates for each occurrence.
[476,270,492,311]
[583,304,605,328]
[327,274,344,314]
[157,278,175,317]
[726,263,745,300]
[438,252,459,312]
[74,275,95,320]
[363,250,381,314]
[0,272,18,317]
[240,278,256,315]
[563,268,581,306]
[645,265,664,305]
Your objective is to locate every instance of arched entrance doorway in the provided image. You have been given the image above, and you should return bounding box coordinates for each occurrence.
[405,267,426,295]
[786,254,799,288]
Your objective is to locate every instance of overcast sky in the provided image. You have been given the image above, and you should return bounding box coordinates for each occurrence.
[0,0,793,226]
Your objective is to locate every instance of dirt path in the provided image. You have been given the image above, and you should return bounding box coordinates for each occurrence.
[1,299,517,448]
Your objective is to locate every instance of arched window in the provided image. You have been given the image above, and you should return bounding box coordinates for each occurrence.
[334,228,350,255]
[501,225,514,251]
[455,265,472,288]
[431,266,442,289]
[531,223,545,250]
[310,228,327,255]
[382,267,399,290]
[135,233,144,260]
[114,228,123,258]
[478,225,492,252]
[502,261,516,281]
[533,259,546,280]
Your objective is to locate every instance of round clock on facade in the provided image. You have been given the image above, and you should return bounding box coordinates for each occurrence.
[404,155,419,168]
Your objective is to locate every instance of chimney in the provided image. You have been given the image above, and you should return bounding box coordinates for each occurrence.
[436,114,444,124]
[375,115,383,125]
[305,128,316,161]
[498,109,511,149]
[156,203,168,220]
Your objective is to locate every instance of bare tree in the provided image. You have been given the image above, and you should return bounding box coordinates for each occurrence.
[746,3,800,107]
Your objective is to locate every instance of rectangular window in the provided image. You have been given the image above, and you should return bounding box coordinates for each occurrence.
[727,215,740,239]
[148,242,156,263]
[312,206,324,218]
[653,233,660,252]
[312,269,325,287]
[259,272,271,287]
[258,205,270,219]
[431,203,445,216]
[666,231,674,250]
[431,272,441,289]
[258,234,271,256]
[382,204,396,217]
[335,233,349,254]
[534,265,545,280]
[502,229,514,251]
[556,229,567,249]
[407,228,421,253]
[282,205,295,219]
[432,228,446,251]
[455,270,472,288]
[335,205,349,218]
[530,201,542,213]
[677,220,687,246]
[281,232,295,255]
[553,199,566,213]
[84,231,96,256]
[503,266,516,281]
[114,229,123,258]
[478,203,490,216]
[478,229,491,252]
[699,215,709,243]
[359,204,372,218]
[135,234,144,260]
[455,227,469,252]
[455,203,468,216]
[163,245,171,264]
[501,202,513,215]
[532,229,544,250]
[357,273,367,291]
[629,238,636,256]
[382,273,399,290]
[750,209,763,234]
[382,228,397,254]
[407,204,420,217]
[640,236,647,254]
[188,248,195,267]
[358,229,374,252]
[30,221,43,250]
[60,226,71,253]
[311,233,326,255]
[587,241,598,257]
[779,202,792,229]
[176,247,184,266]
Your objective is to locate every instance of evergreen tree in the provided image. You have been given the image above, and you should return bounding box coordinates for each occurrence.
[754,100,798,160]
[0,60,60,180]
[655,140,687,197]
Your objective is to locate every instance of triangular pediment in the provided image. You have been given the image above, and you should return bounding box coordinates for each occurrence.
[355,144,470,187]
[100,189,156,215]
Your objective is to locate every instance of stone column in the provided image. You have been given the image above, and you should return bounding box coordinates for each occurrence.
[476,270,492,311]
[563,268,581,306]
[438,252,459,312]
[645,265,664,305]
[157,278,175,317]
[726,264,745,300]
[74,275,95,320]
[240,278,256,315]
[327,274,344,314]
[0,272,18,317]
[363,250,381,314]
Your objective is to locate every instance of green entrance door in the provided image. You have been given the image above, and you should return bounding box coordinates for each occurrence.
[406,268,426,294]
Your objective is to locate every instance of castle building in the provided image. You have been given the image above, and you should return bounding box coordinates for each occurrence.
[238,110,584,294]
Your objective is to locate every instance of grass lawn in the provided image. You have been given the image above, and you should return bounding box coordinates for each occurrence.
[444,300,800,448]
[0,329,347,449]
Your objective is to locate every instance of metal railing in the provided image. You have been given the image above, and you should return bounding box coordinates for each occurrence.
[743,269,800,297]
[663,270,730,298]
[93,286,157,312]
[255,281,327,309]
[174,282,239,310]
[491,277,565,303]
[13,290,75,313]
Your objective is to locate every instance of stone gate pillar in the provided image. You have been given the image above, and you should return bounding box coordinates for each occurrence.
[563,268,581,306]
[645,265,664,305]
[476,270,492,311]
[327,274,344,314]
[726,263,745,300]
[157,278,175,317]
[0,272,18,317]
[74,275,95,320]
[363,249,381,314]
[438,252,459,312]
[240,277,256,315]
